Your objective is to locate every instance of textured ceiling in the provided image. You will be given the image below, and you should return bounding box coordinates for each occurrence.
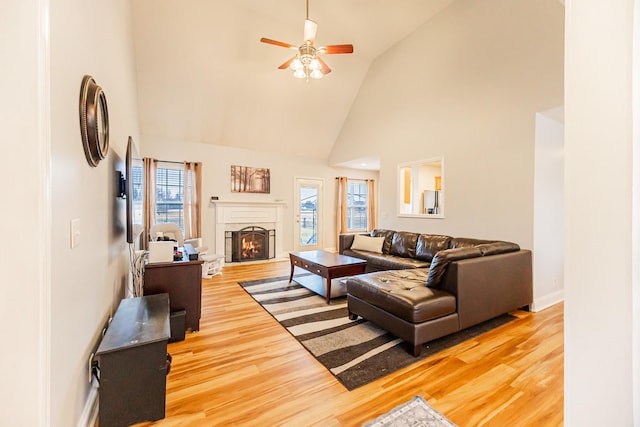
[131,0,455,163]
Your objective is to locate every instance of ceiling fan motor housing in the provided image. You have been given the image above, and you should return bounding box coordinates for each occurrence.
[299,43,317,66]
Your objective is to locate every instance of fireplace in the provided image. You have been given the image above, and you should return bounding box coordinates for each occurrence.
[213,200,285,263]
[225,226,275,263]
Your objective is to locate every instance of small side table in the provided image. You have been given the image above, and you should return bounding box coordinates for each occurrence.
[201,254,224,278]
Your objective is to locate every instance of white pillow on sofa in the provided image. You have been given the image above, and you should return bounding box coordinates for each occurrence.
[351,234,385,253]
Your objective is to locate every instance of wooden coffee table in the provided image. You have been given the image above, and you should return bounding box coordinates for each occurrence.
[289,250,367,304]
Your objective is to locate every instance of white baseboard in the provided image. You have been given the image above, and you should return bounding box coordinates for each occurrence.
[77,380,99,427]
[531,290,564,312]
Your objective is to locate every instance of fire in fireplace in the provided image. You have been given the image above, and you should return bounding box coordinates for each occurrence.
[225,226,275,263]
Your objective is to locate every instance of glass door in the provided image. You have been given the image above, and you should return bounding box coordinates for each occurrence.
[294,178,323,251]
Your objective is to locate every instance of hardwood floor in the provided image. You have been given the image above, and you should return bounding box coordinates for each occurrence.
[137,260,564,427]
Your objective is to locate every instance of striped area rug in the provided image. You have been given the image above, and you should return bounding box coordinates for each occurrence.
[239,275,515,390]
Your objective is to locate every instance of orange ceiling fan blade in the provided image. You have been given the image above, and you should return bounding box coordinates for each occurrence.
[317,56,332,74]
[320,44,354,54]
[260,38,297,49]
[278,56,296,69]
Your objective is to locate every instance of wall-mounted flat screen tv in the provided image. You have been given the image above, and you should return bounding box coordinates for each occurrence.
[126,136,144,244]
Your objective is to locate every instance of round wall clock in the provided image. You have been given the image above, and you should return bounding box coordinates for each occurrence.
[79,75,109,167]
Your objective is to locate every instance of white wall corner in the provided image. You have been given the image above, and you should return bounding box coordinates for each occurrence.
[76,381,99,427]
[531,290,564,312]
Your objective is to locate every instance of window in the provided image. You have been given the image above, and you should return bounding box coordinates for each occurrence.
[347,180,368,231]
[155,162,186,233]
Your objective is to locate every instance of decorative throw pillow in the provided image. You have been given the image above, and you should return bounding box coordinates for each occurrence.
[351,234,385,253]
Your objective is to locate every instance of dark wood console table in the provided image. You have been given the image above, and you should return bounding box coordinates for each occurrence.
[144,246,204,332]
[96,294,170,427]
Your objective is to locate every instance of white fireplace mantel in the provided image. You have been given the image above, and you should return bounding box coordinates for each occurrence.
[211,200,286,208]
[212,200,286,261]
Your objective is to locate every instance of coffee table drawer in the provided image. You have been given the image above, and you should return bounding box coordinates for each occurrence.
[292,258,327,275]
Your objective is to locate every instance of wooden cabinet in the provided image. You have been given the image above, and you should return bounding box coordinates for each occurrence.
[96,294,170,427]
[144,249,204,332]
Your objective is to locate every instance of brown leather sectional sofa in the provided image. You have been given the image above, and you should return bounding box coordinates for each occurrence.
[339,229,533,356]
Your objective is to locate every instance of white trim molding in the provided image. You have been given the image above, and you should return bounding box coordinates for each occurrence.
[531,290,564,313]
[37,0,52,425]
[212,201,286,260]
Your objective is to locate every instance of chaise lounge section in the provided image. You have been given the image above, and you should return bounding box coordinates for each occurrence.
[340,229,533,356]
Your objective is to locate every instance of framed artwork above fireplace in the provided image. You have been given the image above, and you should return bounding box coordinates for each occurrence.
[231,165,271,193]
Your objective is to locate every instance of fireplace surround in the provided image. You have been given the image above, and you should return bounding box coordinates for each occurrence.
[213,200,285,263]
[225,226,275,263]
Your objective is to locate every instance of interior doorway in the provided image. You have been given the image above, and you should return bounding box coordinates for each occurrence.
[294,178,323,251]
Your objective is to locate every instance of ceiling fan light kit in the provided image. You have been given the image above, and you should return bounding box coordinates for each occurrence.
[260,0,353,81]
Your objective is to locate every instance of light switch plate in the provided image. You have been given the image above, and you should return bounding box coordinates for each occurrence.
[71,218,80,248]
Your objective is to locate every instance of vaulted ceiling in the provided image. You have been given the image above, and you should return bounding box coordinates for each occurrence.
[131,0,456,163]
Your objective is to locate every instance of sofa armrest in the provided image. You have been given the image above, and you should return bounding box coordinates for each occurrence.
[339,233,357,254]
[439,250,532,329]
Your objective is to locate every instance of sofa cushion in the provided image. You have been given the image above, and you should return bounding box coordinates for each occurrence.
[365,253,431,272]
[415,234,452,262]
[389,232,420,258]
[449,237,492,249]
[371,229,396,254]
[347,269,456,323]
[426,247,483,287]
[351,234,385,253]
[342,248,369,260]
[476,241,520,256]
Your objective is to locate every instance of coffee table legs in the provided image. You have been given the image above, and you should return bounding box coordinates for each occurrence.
[290,266,332,304]
[288,262,295,283]
[289,263,332,304]
[325,276,332,304]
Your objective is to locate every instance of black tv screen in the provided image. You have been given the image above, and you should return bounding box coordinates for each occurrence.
[126,136,144,244]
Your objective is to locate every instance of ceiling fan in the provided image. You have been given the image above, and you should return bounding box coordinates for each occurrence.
[260,0,354,80]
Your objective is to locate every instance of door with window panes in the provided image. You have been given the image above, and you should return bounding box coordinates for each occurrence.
[294,178,323,251]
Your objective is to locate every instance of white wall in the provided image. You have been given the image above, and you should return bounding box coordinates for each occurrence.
[634,1,640,421]
[329,0,564,250]
[141,136,378,254]
[0,1,50,425]
[48,0,140,425]
[532,111,564,310]
[565,0,636,424]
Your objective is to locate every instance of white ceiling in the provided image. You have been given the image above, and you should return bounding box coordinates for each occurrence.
[131,0,455,164]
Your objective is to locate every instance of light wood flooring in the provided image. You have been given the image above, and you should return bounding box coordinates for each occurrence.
[136,260,564,427]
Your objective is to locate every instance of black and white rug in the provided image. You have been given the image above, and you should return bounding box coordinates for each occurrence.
[363,396,457,427]
[239,275,515,390]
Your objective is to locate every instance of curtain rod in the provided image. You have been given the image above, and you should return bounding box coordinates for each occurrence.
[335,177,374,181]
[148,158,200,166]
